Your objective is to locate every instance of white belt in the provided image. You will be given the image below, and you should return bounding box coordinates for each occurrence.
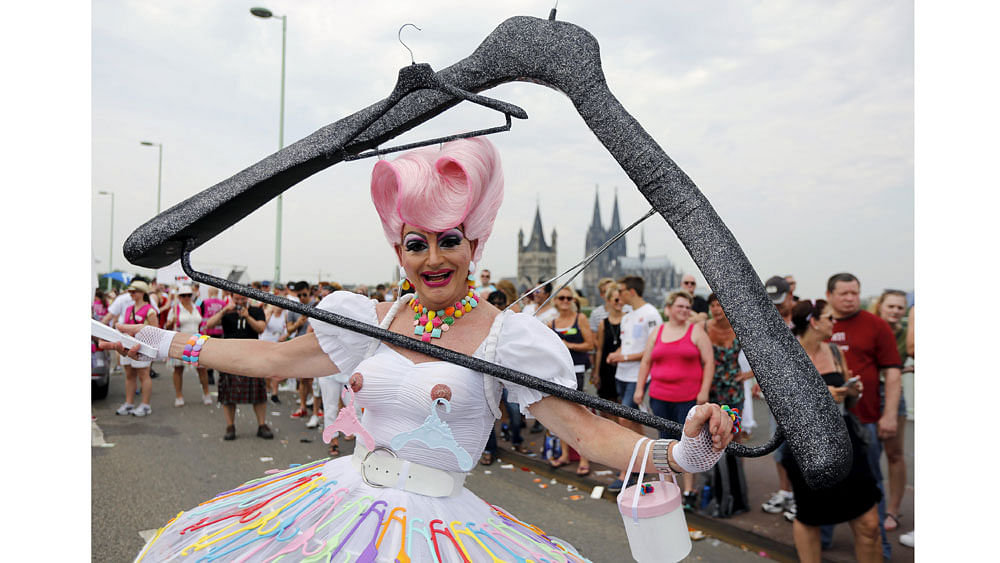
[352,442,466,498]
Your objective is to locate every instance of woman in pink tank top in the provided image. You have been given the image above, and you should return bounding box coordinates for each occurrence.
[633,290,714,504]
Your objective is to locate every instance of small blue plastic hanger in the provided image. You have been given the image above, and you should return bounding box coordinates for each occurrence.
[390,398,474,471]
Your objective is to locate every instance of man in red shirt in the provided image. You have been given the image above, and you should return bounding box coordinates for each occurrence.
[825,272,901,559]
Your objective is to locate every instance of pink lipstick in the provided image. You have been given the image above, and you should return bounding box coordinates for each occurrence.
[421,269,454,287]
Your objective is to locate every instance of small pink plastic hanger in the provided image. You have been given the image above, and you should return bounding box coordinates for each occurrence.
[323,385,375,451]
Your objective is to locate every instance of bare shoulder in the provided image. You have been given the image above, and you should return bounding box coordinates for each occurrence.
[694,320,708,335]
[475,300,501,323]
[692,321,710,343]
[375,300,394,322]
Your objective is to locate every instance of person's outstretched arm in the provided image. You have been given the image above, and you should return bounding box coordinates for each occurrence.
[104,324,339,381]
[530,397,733,475]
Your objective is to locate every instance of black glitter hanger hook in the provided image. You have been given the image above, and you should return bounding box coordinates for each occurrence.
[398,23,421,65]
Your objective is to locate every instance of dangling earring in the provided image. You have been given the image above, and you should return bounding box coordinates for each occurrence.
[468,260,476,282]
[399,266,411,291]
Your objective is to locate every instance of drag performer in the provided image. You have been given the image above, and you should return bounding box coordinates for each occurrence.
[108,138,736,562]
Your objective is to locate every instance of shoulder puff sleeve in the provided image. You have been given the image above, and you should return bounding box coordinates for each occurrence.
[495,312,577,416]
[309,291,378,377]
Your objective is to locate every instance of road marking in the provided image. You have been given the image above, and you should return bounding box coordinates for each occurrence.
[92,419,115,448]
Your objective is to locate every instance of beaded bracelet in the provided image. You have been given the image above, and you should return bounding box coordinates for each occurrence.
[182,333,210,367]
[721,404,741,434]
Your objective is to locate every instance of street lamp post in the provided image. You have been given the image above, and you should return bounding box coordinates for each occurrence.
[98,190,115,290]
[140,141,163,214]
[251,6,287,284]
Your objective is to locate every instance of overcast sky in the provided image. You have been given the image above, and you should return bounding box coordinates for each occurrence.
[91,0,913,300]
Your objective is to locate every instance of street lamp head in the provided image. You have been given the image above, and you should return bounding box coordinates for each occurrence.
[98,190,110,195]
[250,7,273,18]
[140,141,155,146]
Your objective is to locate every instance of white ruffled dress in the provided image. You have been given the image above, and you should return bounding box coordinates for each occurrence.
[135,291,589,563]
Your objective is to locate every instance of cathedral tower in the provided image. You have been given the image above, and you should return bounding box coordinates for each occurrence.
[517,203,557,292]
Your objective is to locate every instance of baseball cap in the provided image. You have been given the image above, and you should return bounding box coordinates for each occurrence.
[177,285,193,295]
[765,275,790,304]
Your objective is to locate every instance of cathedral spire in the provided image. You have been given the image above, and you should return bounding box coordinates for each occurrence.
[606,186,628,262]
[532,203,545,240]
[590,184,603,231]
[525,202,552,252]
[610,187,622,233]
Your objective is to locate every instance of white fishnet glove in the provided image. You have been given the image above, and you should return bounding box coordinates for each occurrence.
[134,326,177,363]
[671,406,724,473]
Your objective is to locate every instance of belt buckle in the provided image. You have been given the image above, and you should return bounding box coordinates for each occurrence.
[360,445,398,488]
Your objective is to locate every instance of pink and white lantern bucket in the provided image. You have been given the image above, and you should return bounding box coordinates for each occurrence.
[616,438,691,562]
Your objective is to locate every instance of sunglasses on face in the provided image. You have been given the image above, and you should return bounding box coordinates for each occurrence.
[682,282,695,286]
[556,296,574,301]
[298,293,308,299]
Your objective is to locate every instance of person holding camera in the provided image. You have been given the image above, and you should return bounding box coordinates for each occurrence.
[204,293,272,440]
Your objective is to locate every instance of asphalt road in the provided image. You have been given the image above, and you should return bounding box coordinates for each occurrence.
[92,363,766,562]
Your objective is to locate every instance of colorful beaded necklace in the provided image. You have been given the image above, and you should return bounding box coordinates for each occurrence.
[410,274,478,342]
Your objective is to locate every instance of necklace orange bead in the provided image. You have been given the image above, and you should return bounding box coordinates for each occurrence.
[410,277,478,342]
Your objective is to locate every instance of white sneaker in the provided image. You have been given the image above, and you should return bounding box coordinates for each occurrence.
[305,414,320,429]
[899,530,914,548]
[174,397,185,407]
[306,394,314,407]
[782,497,798,521]
[203,394,213,405]
[762,491,791,514]
[116,403,134,416]
[132,404,152,417]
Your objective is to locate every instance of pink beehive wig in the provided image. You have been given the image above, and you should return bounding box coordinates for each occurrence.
[371,137,504,263]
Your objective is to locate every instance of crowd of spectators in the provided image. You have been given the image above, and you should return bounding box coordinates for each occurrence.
[94,278,387,443]
[95,267,914,556]
[473,269,915,558]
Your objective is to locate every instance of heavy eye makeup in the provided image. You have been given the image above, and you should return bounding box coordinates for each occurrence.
[438,228,465,249]
[403,229,465,252]
[403,233,428,252]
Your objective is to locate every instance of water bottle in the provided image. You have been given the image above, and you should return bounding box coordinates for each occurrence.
[701,485,711,510]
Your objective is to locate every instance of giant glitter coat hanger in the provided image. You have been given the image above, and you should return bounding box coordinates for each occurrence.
[123,12,850,488]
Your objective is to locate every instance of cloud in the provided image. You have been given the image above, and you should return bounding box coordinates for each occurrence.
[92,0,913,300]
